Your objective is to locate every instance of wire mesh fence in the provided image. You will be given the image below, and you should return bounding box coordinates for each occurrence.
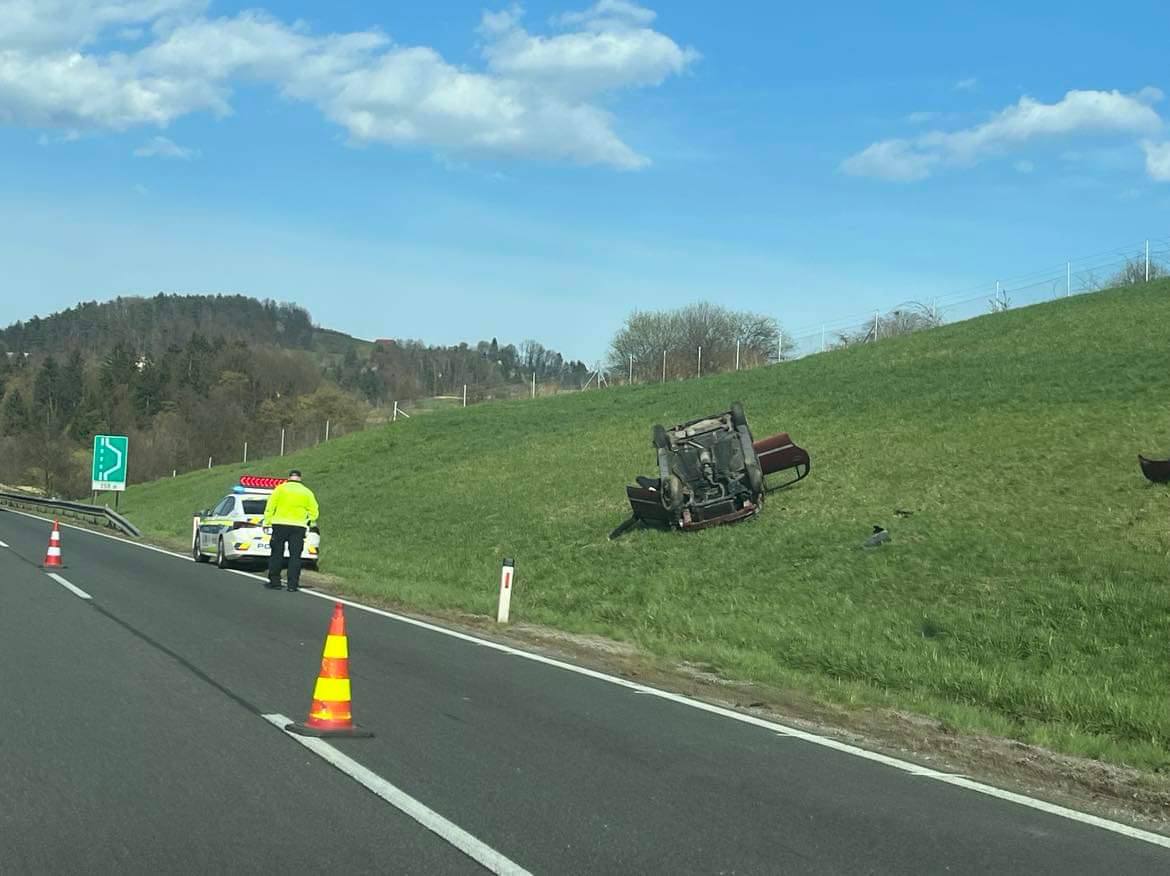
[181,235,1168,475]
[781,237,1170,359]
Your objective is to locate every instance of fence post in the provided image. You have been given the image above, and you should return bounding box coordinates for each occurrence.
[735,340,740,371]
[243,441,248,464]
[172,470,176,478]
[662,350,666,383]
[531,372,536,399]
[1146,240,1150,282]
[325,420,330,442]
[463,384,467,407]
[280,428,285,456]
[874,311,879,341]
[393,401,399,422]
[1067,262,1071,297]
[697,346,702,378]
[208,456,212,470]
[629,354,633,384]
[777,333,782,363]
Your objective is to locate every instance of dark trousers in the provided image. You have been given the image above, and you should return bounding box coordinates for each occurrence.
[268,525,305,589]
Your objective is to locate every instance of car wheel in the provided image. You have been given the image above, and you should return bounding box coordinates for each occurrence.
[652,424,670,450]
[736,424,764,496]
[661,473,685,512]
[730,402,747,429]
[216,537,230,570]
[193,537,209,563]
[306,560,319,573]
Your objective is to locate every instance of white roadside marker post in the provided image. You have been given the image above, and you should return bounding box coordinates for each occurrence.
[497,558,515,624]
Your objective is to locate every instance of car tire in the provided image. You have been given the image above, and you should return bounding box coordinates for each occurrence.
[730,402,747,429]
[216,537,230,570]
[736,424,764,496]
[652,424,670,451]
[306,560,319,573]
[193,537,209,563]
[661,473,685,512]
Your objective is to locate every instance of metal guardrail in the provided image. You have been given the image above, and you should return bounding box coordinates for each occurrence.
[0,491,142,538]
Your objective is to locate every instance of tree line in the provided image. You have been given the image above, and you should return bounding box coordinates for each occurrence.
[0,295,591,496]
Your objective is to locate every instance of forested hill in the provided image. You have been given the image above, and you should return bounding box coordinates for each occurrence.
[0,294,592,495]
[0,294,325,357]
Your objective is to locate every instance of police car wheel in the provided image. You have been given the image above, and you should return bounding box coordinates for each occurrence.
[193,537,209,563]
[216,538,230,570]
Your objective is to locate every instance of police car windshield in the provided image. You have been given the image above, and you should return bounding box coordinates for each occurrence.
[242,499,268,514]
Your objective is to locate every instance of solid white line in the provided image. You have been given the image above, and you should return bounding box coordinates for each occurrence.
[262,714,532,875]
[8,504,1169,848]
[46,572,92,600]
[298,589,1170,849]
[1,505,194,561]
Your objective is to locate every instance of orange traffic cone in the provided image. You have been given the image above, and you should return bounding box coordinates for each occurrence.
[42,519,64,569]
[286,603,373,738]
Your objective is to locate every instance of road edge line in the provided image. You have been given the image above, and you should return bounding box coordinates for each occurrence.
[8,505,1169,849]
[261,714,533,875]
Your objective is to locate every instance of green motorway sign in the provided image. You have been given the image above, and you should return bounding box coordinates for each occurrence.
[92,435,129,492]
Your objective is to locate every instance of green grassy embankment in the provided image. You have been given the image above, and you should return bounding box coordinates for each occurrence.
[120,282,1170,770]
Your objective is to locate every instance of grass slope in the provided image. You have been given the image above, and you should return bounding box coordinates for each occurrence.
[122,282,1170,770]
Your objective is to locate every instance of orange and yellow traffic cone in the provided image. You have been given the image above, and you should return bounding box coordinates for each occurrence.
[286,603,373,738]
[42,519,64,569]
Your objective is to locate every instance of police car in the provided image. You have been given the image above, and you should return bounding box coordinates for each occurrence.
[192,476,321,571]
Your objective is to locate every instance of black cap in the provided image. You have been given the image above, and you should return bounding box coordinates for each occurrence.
[289,469,302,478]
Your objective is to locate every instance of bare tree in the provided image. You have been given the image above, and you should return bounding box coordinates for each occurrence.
[608,303,783,380]
[1109,254,1167,287]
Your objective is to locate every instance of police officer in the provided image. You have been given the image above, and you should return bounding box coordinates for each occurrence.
[262,469,320,592]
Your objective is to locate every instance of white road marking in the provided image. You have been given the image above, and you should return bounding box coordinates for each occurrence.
[0,540,9,548]
[262,714,532,875]
[7,505,1170,849]
[46,572,92,600]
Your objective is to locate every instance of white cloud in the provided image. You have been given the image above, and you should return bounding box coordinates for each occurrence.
[844,89,1163,182]
[0,1,693,169]
[133,133,196,158]
[1142,140,1170,181]
[556,0,659,28]
[482,2,698,99]
[841,139,938,182]
[0,1,204,50]
[955,77,977,91]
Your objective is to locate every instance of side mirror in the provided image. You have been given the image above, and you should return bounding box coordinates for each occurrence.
[196,509,208,518]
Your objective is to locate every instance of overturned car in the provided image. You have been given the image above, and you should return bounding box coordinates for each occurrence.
[609,402,810,539]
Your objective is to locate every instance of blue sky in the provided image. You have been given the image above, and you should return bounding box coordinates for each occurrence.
[2,0,1169,361]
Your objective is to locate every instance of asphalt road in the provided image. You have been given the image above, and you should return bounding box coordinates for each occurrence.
[2,507,1168,875]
